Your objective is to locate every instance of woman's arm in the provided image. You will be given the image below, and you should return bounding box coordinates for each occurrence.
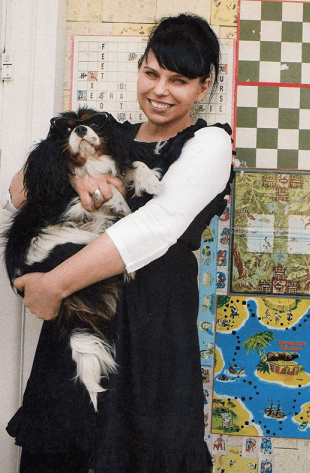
[15,126,232,319]
[15,232,125,320]
[106,126,232,272]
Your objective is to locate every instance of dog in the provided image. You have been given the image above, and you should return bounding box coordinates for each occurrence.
[3,108,162,410]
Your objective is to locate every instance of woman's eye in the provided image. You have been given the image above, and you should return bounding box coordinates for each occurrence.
[173,78,187,85]
[146,71,157,78]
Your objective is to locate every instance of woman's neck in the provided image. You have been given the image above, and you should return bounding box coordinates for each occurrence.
[135,118,195,143]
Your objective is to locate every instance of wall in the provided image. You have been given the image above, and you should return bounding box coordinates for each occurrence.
[64,1,310,472]
[1,0,310,471]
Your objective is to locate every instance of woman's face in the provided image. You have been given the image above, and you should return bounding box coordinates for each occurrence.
[137,50,210,132]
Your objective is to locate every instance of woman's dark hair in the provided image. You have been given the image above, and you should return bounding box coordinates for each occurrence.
[140,14,220,94]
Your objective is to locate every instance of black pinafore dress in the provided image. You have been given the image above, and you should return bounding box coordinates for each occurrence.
[7,119,234,473]
[89,119,234,473]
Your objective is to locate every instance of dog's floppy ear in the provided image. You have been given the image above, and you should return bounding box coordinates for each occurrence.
[24,132,73,202]
[102,115,134,171]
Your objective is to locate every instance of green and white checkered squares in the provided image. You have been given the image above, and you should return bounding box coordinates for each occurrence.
[235,85,310,169]
[238,1,310,84]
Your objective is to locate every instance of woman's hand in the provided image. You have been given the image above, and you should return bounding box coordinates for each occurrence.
[14,272,63,320]
[9,170,27,209]
[70,173,126,212]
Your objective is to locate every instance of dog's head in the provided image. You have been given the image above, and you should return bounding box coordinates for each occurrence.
[50,108,113,169]
[24,108,130,203]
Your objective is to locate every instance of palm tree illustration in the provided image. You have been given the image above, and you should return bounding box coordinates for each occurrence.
[241,331,275,373]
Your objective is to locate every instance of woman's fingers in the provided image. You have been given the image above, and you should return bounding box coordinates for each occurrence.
[92,177,113,208]
[14,275,25,292]
[79,190,95,212]
[107,175,126,197]
[9,170,27,209]
[70,173,126,211]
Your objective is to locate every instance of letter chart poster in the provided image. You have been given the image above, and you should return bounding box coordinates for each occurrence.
[70,35,234,126]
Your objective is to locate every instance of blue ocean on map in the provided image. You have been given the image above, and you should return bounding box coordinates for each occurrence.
[214,298,310,439]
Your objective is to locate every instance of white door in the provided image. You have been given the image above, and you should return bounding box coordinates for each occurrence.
[0,1,66,471]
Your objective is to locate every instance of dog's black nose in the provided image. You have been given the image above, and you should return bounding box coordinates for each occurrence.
[75,125,87,137]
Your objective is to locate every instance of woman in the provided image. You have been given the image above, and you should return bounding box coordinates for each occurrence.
[7,14,233,473]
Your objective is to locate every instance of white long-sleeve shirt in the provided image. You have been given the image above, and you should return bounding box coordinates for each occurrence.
[106,125,232,273]
[2,125,232,273]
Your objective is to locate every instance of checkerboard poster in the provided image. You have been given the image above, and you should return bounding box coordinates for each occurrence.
[234,0,310,170]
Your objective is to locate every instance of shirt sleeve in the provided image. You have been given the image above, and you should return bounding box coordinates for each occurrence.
[106,125,232,273]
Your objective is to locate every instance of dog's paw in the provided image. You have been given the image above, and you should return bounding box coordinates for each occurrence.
[104,186,131,216]
[131,161,162,196]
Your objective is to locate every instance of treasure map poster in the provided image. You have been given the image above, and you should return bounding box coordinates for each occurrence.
[214,294,310,439]
[231,170,310,297]
[199,170,310,442]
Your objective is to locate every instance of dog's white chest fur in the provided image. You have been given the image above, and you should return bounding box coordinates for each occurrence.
[74,155,118,178]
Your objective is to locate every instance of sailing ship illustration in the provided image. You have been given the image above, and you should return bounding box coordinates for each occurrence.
[264,399,288,419]
[228,363,245,377]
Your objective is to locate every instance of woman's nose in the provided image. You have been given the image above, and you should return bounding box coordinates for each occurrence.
[153,78,169,95]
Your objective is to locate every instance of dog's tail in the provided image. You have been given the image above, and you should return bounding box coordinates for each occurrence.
[70,329,117,411]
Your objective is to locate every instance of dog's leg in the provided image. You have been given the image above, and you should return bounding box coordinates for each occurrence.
[102,186,131,216]
[126,161,162,197]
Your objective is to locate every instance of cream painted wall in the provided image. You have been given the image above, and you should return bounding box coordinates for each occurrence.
[63,1,310,472]
[63,0,211,110]
[0,0,309,472]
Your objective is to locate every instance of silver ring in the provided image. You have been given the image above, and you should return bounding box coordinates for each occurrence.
[93,189,103,201]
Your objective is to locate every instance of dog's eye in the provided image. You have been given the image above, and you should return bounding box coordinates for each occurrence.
[59,125,72,134]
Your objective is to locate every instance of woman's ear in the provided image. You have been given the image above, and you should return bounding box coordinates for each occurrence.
[197,78,211,103]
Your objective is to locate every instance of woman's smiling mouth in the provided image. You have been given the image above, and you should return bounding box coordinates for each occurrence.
[149,99,172,110]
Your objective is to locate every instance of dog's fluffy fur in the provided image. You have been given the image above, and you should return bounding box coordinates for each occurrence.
[3,108,161,410]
